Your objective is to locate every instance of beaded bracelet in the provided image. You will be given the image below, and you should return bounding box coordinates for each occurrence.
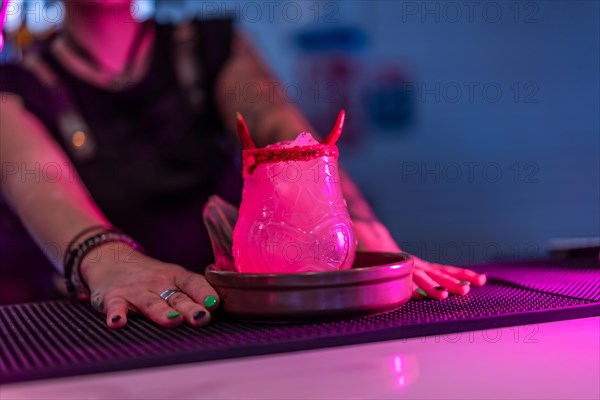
[63,226,113,297]
[63,225,108,271]
[64,227,144,299]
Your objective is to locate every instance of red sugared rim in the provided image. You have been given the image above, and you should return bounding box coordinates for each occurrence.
[242,144,339,174]
[236,110,345,174]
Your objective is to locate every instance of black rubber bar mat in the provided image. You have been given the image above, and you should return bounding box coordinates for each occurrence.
[471,257,600,301]
[2,260,599,384]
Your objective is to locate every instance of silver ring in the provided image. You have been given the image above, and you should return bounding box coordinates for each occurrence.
[159,289,181,302]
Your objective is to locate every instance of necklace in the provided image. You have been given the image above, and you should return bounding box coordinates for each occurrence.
[62,21,152,90]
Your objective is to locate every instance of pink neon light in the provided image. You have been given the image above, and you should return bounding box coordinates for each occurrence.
[0,0,8,51]
[394,356,402,372]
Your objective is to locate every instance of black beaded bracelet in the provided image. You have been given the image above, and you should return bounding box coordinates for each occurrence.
[64,228,144,299]
[63,226,114,297]
[62,225,109,271]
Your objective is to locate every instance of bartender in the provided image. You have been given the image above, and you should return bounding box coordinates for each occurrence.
[0,0,486,328]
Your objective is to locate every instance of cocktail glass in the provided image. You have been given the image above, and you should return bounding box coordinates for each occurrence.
[232,111,356,273]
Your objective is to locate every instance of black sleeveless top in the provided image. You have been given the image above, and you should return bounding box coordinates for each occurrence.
[0,19,243,301]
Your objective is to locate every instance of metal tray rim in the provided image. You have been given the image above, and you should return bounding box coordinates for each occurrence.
[205,252,413,288]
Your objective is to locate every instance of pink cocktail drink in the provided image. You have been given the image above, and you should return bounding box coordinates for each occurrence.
[233,111,356,273]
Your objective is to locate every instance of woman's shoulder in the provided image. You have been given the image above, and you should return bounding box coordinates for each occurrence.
[155,17,235,83]
[0,43,64,140]
[0,61,45,95]
[156,16,234,31]
[0,34,62,97]
[157,16,234,50]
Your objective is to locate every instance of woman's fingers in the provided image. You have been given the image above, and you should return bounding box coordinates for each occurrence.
[412,269,448,300]
[424,269,471,295]
[103,289,211,328]
[85,256,221,328]
[104,296,129,329]
[164,291,211,327]
[126,290,184,328]
[175,271,220,312]
[122,270,218,328]
[437,265,487,286]
[412,282,426,299]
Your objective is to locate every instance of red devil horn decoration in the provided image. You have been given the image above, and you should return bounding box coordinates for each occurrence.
[321,110,345,146]
[236,112,257,150]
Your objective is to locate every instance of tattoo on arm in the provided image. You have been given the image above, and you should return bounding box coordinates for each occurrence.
[216,31,395,248]
[338,166,399,248]
[339,167,378,223]
[215,32,309,146]
[90,291,105,313]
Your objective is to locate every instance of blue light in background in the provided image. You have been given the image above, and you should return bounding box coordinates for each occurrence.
[3,0,23,34]
[133,0,155,21]
[24,0,62,34]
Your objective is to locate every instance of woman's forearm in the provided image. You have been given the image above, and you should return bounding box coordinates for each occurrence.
[215,35,399,251]
[1,94,109,272]
[215,32,306,146]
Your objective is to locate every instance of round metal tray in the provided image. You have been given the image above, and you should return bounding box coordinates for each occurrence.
[205,251,414,322]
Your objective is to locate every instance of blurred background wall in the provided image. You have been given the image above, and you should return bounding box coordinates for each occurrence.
[2,0,598,264]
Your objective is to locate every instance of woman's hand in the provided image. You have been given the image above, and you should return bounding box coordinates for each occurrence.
[411,257,486,300]
[353,220,487,301]
[80,242,219,329]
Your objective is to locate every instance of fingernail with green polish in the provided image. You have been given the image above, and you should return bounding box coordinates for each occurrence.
[459,280,470,285]
[167,311,180,319]
[416,288,428,297]
[204,295,217,309]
